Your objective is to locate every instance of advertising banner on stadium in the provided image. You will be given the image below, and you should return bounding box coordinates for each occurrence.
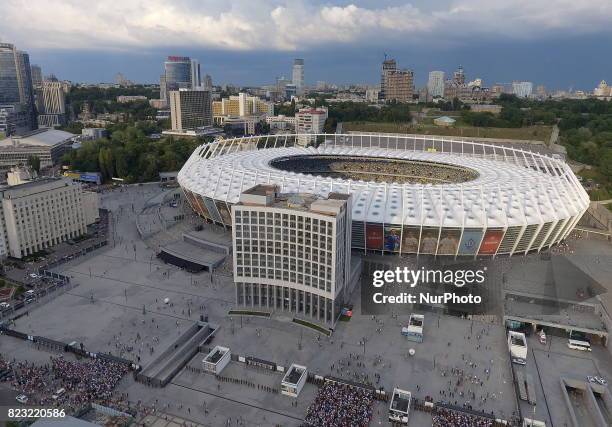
[419,227,440,254]
[437,229,461,255]
[366,223,384,250]
[458,230,484,256]
[384,226,401,252]
[478,229,504,255]
[401,226,420,253]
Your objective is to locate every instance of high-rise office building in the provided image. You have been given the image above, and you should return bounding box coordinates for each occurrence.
[0,43,37,134]
[203,74,213,90]
[36,81,66,127]
[385,69,414,103]
[453,65,465,85]
[164,56,191,104]
[292,59,304,94]
[30,64,43,88]
[380,58,397,101]
[190,59,201,89]
[512,81,533,98]
[232,184,352,329]
[427,71,445,98]
[169,89,212,132]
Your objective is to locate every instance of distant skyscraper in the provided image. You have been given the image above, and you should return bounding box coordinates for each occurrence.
[203,74,213,90]
[159,74,167,104]
[31,65,43,88]
[292,59,304,94]
[385,70,414,103]
[380,58,397,101]
[453,66,465,85]
[427,71,445,98]
[169,89,212,132]
[0,42,37,134]
[512,81,533,98]
[190,59,201,89]
[164,56,191,103]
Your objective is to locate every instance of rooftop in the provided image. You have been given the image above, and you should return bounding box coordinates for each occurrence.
[1,128,75,148]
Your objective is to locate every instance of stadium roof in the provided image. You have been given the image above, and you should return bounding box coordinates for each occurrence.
[1,129,75,148]
[178,134,589,230]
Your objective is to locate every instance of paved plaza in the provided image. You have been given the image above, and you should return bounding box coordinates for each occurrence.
[1,185,611,427]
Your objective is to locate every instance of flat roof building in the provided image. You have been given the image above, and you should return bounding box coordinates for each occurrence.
[0,128,75,168]
[231,185,352,330]
[202,346,231,375]
[281,364,307,397]
[169,89,212,132]
[0,178,96,258]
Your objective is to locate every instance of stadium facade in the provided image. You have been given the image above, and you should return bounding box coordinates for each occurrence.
[178,133,589,258]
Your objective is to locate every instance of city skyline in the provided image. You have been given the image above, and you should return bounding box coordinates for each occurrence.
[1,0,611,89]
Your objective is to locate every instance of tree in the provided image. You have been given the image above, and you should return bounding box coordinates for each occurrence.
[27,155,41,173]
[98,148,114,181]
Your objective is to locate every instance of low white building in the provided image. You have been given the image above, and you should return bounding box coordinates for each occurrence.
[202,346,231,374]
[265,115,296,131]
[295,107,328,146]
[81,128,107,140]
[281,364,307,398]
[0,129,75,168]
[388,388,412,425]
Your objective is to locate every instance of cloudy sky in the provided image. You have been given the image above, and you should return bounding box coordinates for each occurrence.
[1,0,611,89]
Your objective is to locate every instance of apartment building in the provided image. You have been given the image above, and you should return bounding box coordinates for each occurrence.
[232,184,352,329]
[212,93,274,120]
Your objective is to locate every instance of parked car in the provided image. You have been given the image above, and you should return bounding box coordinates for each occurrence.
[16,394,28,404]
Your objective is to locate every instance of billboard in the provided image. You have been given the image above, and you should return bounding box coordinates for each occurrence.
[458,229,484,256]
[384,225,401,252]
[437,229,461,255]
[401,226,420,253]
[419,227,439,254]
[365,223,384,250]
[478,229,504,255]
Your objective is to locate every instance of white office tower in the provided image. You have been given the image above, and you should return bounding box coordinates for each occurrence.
[292,59,304,94]
[232,185,352,330]
[427,71,445,98]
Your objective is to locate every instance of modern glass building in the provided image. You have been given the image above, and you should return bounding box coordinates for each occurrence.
[0,43,36,134]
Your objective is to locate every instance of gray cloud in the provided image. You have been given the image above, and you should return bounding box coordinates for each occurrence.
[1,0,611,51]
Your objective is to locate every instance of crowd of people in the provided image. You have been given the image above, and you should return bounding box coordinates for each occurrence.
[304,383,374,427]
[272,155,477,185]
[432,406,494,427]
[2,355,129,413]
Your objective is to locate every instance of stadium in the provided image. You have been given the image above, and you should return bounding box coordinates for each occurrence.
[177,133,589,257]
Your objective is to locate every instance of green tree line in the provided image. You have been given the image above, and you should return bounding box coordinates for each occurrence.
[62,123,212,183]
